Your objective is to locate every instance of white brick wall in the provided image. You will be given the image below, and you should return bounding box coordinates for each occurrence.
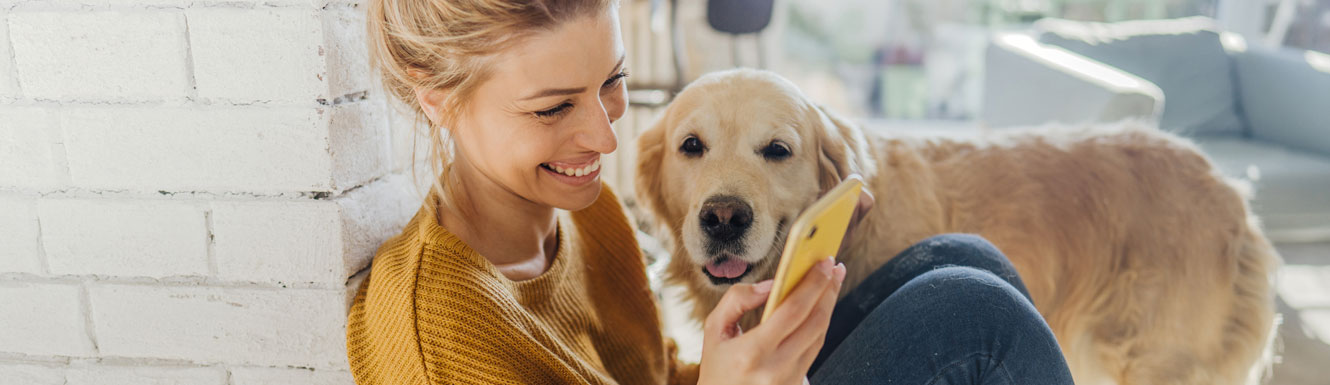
[9,12,189,102]
[0,0,418,382]
[64,365,228,385]
[0,196,41,274]
[0,282,95,357]
[88,284,348,369]
[40,199,209,277]
[0,0,669,382]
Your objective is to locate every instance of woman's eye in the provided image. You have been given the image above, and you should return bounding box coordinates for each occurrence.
[602,70,629,89]
[761,141,791,160]
[535,103,572,118]
[679,136,705,156]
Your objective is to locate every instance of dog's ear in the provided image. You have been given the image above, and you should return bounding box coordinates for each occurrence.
[634,115,670,229]
[812,104,869,193]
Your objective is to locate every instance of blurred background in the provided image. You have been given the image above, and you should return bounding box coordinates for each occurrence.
[610,0,1330,384]
[0,0,1326,383]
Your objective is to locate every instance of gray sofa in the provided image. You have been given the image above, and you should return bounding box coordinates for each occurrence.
[983,16,1330,239]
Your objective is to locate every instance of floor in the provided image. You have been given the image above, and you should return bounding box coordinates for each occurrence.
[1269,241,1330,385]
[655,241,1330,384]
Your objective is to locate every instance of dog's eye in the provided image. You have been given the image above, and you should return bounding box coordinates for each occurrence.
[761,141,791,160]
[680,136,705,157]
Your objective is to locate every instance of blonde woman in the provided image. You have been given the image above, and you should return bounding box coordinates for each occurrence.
[348,0,1074,384]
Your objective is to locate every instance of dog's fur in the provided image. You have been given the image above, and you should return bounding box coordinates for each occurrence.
[634,69,1279,385]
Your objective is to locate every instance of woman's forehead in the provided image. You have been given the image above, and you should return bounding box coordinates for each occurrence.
[485,11,624,100]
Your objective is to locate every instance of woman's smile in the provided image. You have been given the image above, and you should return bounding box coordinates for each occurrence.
[540,156,601,186]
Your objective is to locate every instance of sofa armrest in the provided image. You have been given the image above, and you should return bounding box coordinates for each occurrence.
[1230,43,1330,156]
[982,33,1164,128]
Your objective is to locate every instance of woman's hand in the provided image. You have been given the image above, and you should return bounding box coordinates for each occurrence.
[696,257,846,385]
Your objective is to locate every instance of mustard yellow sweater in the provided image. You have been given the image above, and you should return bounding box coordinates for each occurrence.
[346,184,699,385]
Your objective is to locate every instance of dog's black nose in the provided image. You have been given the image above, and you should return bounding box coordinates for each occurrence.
[699,196,753,242]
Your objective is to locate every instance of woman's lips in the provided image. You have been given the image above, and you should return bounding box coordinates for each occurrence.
[539,157,601,186]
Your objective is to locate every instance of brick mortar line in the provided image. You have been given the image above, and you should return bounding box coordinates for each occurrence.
[3,1,365,12]
[34,214,50,275]
[0,273,348,290]
[0,351,353,372]
[79,283,100,355]
[0,93,373,108]
[1,8,22,98]
[0,168,409,201]
[205,208,218,277]
[182,10,199,102]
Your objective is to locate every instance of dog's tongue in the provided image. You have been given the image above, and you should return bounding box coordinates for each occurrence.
[705,258,750,279]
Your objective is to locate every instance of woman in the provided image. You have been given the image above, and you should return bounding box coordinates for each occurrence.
[347,0,1075,384]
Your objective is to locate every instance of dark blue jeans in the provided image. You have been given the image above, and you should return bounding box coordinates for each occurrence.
[808,234,1075,384]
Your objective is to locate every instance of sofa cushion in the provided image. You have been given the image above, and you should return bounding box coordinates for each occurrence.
[1036,17,1247,136]
[1193,134,1330,232]
[1230,46,1330,155]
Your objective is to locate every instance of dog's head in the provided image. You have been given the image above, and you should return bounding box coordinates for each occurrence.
[635,69,872,292]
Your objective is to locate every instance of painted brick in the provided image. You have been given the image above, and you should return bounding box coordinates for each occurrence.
[65,365,226,385]
[323,7,371,100]
[0,10,19,101]
[0,363,64,385]
[211,200,343,285]
[7,12,187,101]
[335,173,418,276]
[329,101,390,191]
[60,107,332,193]
[228,367,355,385]
[0,196,41,274]
[188,9,325,103]
[39,199,207,278]
[0,107,60,190]
[89,284,347,369]
[0,282,93,357]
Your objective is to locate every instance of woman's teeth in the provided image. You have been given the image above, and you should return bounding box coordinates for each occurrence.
[543,158,600,177]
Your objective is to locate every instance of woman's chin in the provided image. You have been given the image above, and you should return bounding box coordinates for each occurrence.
[545,182,602,211]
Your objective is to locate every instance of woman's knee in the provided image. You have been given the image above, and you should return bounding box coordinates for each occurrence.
[896,266,1039,327]
[912,233,1004,262]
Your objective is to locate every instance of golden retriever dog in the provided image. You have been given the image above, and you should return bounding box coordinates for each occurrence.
[634,69,1279,385]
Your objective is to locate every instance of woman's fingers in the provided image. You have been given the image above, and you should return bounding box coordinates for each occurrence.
[704,280,775,342]
[751,257,838,343]
[781,264,844,366]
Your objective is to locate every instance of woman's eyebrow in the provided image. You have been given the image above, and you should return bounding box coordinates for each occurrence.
[519,54,627,101]
[521,87,585,101]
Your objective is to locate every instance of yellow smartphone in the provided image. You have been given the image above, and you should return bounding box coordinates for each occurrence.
[760,175,864,322]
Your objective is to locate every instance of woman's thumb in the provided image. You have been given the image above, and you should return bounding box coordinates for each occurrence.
[704,280,774,340]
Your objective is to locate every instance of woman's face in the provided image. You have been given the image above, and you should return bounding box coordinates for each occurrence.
[441,9,627,211]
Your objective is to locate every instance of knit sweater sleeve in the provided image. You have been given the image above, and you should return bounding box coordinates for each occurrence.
[345,242,432,385]
[347,239,577,385]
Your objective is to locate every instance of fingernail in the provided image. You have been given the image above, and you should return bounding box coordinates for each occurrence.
[833,263,846,284]
[753,280,774,293]
[819,257,835,275]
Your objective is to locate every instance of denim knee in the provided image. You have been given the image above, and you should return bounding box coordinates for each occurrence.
[896,266,1041,335]
[911,233,1004,263]
[894,233,1031,301]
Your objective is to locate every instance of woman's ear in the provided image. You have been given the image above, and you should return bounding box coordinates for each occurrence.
[408,68,450,126]
[414,86,449,126]
[634,117,670,228]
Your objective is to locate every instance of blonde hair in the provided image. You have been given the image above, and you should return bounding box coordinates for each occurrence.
[367,0,613,212]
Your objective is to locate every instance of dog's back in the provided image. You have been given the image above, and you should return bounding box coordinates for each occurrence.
[854,122,1280,384]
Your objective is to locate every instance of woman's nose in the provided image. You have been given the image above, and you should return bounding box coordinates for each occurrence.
[577,99,619,155]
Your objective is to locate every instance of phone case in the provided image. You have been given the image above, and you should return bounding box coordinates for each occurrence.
[760,176,864,322]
